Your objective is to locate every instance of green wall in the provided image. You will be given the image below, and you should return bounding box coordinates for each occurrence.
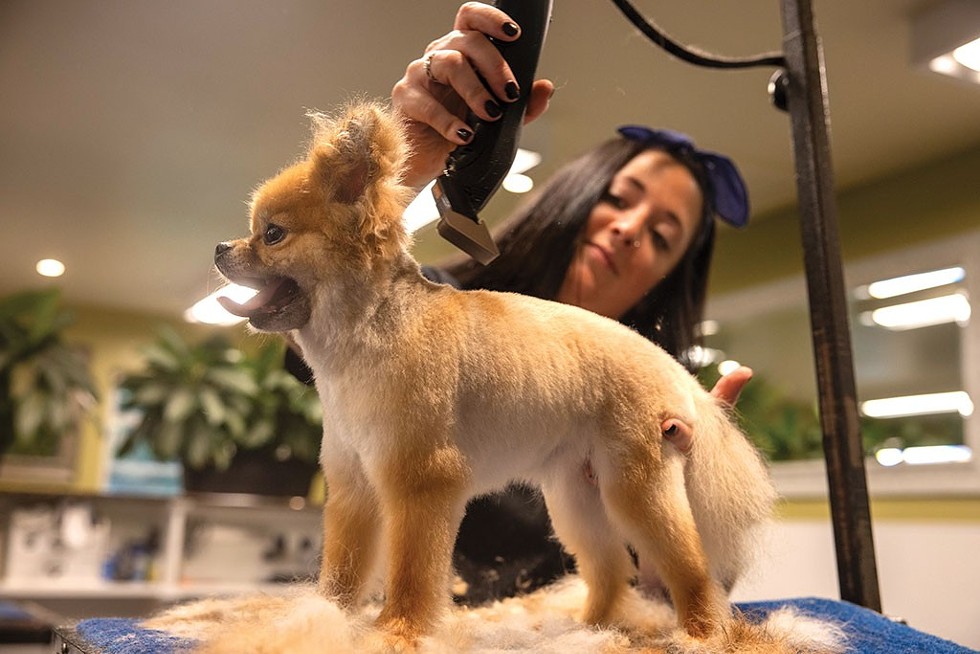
[710,143,980,295]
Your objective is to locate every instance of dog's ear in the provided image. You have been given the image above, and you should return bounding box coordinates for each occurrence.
[308,103,406,206]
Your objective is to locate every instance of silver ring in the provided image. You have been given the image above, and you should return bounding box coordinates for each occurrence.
[423,52,438,83]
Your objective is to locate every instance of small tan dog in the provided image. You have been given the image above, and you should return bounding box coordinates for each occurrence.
[214,102,776,647]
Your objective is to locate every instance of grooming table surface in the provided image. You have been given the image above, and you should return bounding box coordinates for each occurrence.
[53,597,977,654]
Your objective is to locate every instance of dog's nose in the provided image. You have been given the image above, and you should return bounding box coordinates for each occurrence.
[215,241,233,260]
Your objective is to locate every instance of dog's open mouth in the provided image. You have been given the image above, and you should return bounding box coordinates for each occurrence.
[218,277,301,319]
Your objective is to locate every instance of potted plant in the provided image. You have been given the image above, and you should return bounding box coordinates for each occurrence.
[0,289,98,464]
[117,327,322,496]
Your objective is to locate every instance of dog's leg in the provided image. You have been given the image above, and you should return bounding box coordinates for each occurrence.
[540,466,633,626]
[319,456,381,608]
[598,443,729,639]
[374,446,468,644]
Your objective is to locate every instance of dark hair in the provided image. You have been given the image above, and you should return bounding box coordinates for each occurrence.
[443,138,717,371]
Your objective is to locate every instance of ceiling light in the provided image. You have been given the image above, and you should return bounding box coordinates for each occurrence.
[184,284,256,325]
[953,37,980,71]
[861,390,973,419]
[717,359,742,376]
[911,0,980,85]
[865,292,970,330]
[863,266,965,299]
[502,173,534,194]
[36,258,66,278]
[686,345,725,368]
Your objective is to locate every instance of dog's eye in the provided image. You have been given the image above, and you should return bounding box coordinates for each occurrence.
[263,224,286,245]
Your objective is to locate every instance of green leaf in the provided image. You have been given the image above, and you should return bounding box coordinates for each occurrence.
[205,367,259,396]
[155,420,184,460]
[224,410,246,439]
[163,388,197,424]
[14,390,45,441]
[184,418,214,470]
[199,387,225,427]
[142,343,181,373]
[133,383,169,407]
[240,420,274,449]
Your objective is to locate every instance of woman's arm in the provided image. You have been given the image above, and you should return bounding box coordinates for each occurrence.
[390,2,554,190]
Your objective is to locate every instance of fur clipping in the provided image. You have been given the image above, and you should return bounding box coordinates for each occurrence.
[144,578,846,654]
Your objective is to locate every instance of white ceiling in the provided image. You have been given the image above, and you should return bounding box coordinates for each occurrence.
[2,0,979,319]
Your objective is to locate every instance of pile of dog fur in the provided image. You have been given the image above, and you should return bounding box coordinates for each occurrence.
[145,576,846,653]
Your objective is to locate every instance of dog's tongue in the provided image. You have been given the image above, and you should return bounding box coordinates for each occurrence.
[217,280,286,318]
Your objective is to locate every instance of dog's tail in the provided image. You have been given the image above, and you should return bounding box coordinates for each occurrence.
[684,391,777,590]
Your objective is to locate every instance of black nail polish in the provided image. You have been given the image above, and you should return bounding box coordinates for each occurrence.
[456,128,473,142]
[485,100,502,118]
[502,22,518,37]
[505,81,520,101]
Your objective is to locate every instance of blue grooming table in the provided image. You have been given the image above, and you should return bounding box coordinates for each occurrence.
[53,597,977,653]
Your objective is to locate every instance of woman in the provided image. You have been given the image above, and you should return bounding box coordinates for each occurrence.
[387,3,755,605]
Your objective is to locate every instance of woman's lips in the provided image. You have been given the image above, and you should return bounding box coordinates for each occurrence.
[584,242,618,275]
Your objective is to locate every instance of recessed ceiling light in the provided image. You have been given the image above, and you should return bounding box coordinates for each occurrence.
[36,258,66,278]
[912,0,980,85]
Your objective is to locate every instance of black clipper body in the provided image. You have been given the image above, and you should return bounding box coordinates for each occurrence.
[434,0,553,264]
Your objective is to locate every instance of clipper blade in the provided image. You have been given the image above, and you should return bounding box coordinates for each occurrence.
[433,179,500,265]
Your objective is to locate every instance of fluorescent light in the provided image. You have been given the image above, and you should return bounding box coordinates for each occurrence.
[865,266,964,299]
[911,0,980,85]
[953,36,980,72]
[874,448,904,467]
[686,345,725,368]
[861,390,974,418]
[36,258,66,277]
[401,149,541,233]
[184,284,256,325]
[876,445,972,467]
[502,173,533,194]
[402,180,439,233]
[717,359,742,376]
[698,319,720,337]
[511,149,542,175]
[866,292,970,330]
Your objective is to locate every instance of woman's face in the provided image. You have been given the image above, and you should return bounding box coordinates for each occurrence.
[556,149,704,319]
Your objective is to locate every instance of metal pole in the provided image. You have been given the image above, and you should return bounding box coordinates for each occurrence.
[777,0,881,611]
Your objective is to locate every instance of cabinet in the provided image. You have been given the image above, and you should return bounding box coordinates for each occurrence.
[0,492,321,619]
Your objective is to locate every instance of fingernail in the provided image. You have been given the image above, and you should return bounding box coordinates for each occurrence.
[504,81,520,101]
[456,128,473,142]
[502,22,518,37]
[485,100,502,118]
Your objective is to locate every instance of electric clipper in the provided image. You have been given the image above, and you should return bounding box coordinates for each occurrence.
[433,0,553,264]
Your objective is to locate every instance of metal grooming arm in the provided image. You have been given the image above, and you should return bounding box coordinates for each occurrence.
[610,0,882,610]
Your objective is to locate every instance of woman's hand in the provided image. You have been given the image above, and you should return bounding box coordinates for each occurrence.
[391,2,554,190]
